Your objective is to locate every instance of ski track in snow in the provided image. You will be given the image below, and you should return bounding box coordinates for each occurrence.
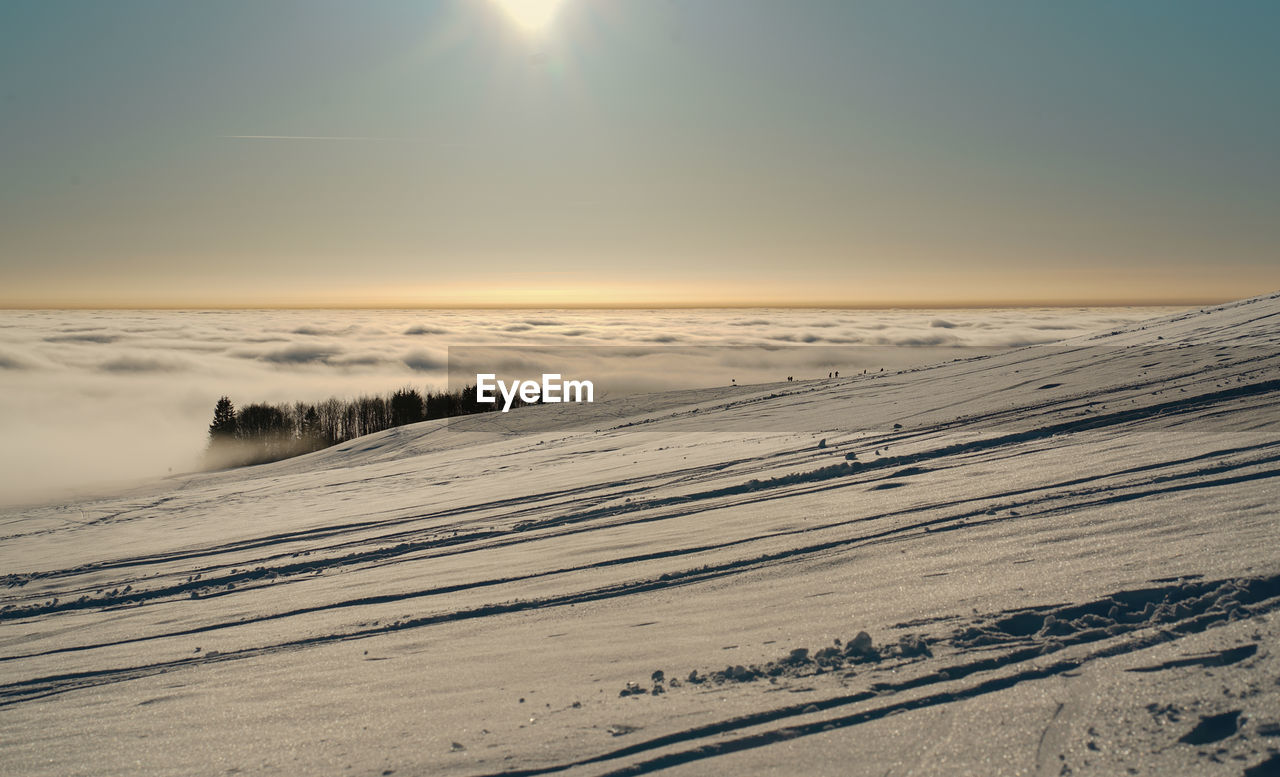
[2,293,1279,776]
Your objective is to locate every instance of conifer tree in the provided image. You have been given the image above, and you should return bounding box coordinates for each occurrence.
[208,396,237,443]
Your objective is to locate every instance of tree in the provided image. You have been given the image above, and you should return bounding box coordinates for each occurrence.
[208,396,237,444]
[237,403,289,442]
[300,405,322,442]
[390,387,425,427]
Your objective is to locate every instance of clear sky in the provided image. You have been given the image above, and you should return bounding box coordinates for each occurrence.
[1,0,1277,308]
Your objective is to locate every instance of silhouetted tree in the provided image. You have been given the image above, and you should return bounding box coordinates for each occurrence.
[208,396,237,443]
[300,405,323,449]
[356,395,388,436]
[391,387,425,426]
[237,403,289,441]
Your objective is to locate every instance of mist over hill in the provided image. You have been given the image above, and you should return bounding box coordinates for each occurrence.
[0,306,1166,505]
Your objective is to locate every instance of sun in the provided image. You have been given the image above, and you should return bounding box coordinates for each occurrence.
[491,0,566,35]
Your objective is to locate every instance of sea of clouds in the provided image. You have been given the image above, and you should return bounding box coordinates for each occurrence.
[0,307,1173,506]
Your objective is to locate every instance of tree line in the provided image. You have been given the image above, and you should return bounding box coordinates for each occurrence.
[205,385,525,469]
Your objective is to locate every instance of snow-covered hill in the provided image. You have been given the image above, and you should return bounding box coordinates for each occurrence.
[2,293,1279,776]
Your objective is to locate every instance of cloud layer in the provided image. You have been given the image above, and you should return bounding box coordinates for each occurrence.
[0,307,1171,505]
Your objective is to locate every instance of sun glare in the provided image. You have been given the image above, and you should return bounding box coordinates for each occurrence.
[491,0,565,35]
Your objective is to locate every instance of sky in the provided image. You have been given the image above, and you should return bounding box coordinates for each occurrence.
[1,0,1277,308]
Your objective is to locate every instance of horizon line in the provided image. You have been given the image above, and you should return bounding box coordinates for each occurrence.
[0,297,1241,312]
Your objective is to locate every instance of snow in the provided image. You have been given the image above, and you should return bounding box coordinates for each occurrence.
[2,292,1279,775]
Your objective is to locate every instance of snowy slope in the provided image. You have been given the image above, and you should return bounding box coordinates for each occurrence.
[2,293,1279,776]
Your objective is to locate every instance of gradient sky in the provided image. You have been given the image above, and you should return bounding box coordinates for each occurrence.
[1,0,1277,308]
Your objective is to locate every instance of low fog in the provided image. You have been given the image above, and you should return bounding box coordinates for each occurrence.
[0,307,1171,505]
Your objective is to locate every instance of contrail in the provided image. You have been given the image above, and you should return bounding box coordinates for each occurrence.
[220,135,418,141]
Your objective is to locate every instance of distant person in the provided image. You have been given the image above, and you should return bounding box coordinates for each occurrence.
[835,371,839,378]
